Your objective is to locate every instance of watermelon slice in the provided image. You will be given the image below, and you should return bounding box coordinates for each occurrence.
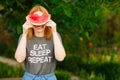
[26,13,51,25]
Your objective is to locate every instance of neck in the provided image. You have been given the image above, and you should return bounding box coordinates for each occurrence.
[34,31,44,37]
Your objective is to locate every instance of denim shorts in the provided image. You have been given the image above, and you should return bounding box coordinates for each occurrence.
[22,72,57,80]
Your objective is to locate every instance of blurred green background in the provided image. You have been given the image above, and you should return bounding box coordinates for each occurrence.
[0,0,120,80]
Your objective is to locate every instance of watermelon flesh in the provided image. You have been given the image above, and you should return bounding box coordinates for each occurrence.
[26,13,51,26]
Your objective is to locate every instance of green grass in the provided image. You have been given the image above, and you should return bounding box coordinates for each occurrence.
[0,62,24,78]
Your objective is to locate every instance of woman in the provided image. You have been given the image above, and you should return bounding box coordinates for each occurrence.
[14,5,66,80]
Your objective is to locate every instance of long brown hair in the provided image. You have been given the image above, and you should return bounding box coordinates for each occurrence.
[27,5,52,40]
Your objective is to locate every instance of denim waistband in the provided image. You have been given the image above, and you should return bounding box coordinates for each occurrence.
[22,72,57,80]
[25,72,55,76]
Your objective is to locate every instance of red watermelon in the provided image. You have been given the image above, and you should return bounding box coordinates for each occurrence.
[26,13,51,25]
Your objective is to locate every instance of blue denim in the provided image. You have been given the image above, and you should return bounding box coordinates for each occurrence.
[22,72,57,80]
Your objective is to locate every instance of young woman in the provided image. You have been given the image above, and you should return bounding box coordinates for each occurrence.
[14,5,66,80]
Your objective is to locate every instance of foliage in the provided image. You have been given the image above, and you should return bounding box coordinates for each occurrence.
[95,62,120,80]
[76,69,105,80]
[0,0,120,58]
[0,62,24,78]
[55,70,71,80]
[57,54,120,80]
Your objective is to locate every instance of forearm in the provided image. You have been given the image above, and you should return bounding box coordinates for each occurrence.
[53,32,66,61]
[15,33,27,63]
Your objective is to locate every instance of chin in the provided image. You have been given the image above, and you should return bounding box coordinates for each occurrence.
[36,30,43,33]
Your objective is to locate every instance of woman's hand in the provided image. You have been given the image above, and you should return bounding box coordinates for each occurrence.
[22,21,33,34]
[45,20,57,32]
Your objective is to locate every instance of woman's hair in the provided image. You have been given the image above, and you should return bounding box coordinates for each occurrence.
[27,5,52,40]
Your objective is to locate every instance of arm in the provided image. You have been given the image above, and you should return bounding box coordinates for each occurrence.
[53,32,66,61]
[46,20,66,61]
[15,21,32,63]
[14,34,27,63]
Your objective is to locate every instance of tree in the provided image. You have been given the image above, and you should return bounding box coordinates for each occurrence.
[0,0,120,58]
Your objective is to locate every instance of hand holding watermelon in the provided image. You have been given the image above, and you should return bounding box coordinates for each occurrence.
[45,20,57,32]
[22,21,33,34]
[25,10,57,32]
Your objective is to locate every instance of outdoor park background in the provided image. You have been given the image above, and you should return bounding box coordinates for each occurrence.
[0,0,120,80]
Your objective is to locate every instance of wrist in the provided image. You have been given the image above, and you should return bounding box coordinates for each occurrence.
[52,29,57,33]
[23,30,28,34]
[52,31,57,34]
[22,33,27,37]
